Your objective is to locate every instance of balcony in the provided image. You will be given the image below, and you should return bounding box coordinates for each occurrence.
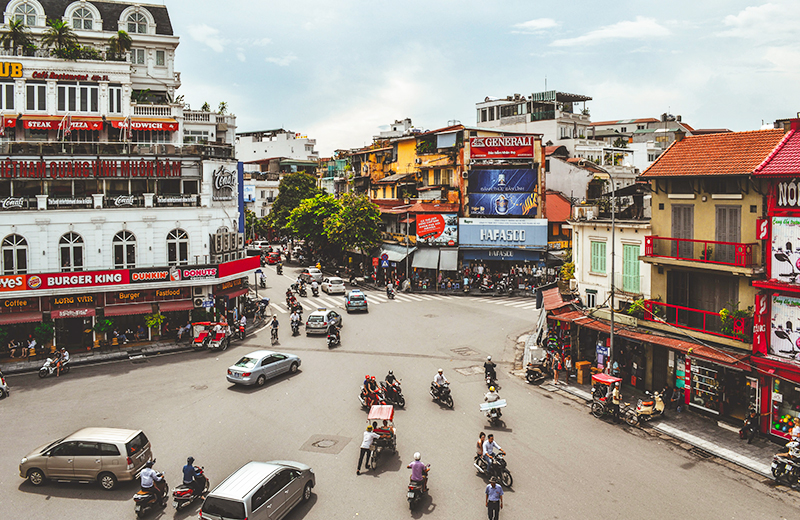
[0,141,234,160]
[133,104,174,117]
[642,300,751,343]
[643,236,762,276]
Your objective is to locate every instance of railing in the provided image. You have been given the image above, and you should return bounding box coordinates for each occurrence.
[185,111,211,123]
[133,105,173,117]
[644,236,758,267]
[642,300,750,342]
[0,141,234,159]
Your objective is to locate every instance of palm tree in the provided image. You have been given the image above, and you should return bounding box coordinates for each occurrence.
[108,30,132,59]
[0,19,34,53]
[42,18,77,51]
[218,101,228,115]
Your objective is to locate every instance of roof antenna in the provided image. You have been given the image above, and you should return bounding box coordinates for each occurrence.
[545,76,547,91]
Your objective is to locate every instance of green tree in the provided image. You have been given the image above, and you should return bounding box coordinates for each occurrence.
[108,30,132,60]
[266,172,321,234]
[201,102,211,112]
[42,18,78,52]
[0,19,34,52]
[218,101,228,114]
[288,193,341,252]
[324,193,381,255]
[245,208,270,240]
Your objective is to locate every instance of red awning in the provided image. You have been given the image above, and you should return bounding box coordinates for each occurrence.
[2,115,17,127]
[51,308,96,319]
[104,303,153,317]
[158,300,194,312]
[218,288,248,299]
[22,116,103,131]
[0,311,42,324]
[110,119,179,132]
[543,287,574,311]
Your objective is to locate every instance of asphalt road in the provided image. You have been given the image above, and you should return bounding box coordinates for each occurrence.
[2,264,800,520]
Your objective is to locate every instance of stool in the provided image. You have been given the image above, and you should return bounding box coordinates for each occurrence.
[111,337,119,346]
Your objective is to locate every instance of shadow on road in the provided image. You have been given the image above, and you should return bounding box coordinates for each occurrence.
[225,369,303,392]
[410,494,436,517]
[17,478,135,501]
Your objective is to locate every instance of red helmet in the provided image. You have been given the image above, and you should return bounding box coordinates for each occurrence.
[365,375,370,379]
[371,376,376,380]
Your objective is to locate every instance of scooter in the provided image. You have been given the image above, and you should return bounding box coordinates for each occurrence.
[473,452,513,487]
[624,391,665,426]
[407,465,430,510]
[172,468,209,511]
[133,473,169,518]
[430,382,454,409]
[237,324,246,340]
[291,320,300,336]
[298,285,308,297]
[39,357,69,378]
[312,286,320,297]
[525,362,547,384]
[358,387,386,409]
[381,380,406,408]
[259,277,266,289]
[327,331,340,348]
[479,280,495,293]
[387,287,396,300]
[276,263,283,275]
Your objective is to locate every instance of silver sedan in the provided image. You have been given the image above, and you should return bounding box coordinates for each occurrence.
[226,350,301,386]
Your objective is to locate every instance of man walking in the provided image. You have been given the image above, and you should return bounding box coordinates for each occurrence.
[357,425,380,475]
[612,382,622,424]
[485,476,504,520]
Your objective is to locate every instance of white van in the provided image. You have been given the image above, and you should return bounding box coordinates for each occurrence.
[249,241,271,251]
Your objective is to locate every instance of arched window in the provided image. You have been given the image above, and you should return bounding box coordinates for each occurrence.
[14,2,37,25]
[127,12,147,34]
[2,234,27,274]
[59,232,84,272]
[113,231,136,269]
[167,229,188,266]
[72,7,93,30]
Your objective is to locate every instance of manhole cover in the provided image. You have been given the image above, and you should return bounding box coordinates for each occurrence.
[452,347,479,356]
[191,385,208,391]
[311,439,337,449]
[300,435,350,455]
[454,365,484,376]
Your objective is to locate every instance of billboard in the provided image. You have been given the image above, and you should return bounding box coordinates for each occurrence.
[468,193,539,217]
[771,216,800,282]
[470,136,536,159]
[468,168,538,194]
[243,184,256,202]
[770,295,800,360]
[459,218,547,248]
[416,213,458,246]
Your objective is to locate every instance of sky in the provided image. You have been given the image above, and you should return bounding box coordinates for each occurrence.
[165,0,800,156]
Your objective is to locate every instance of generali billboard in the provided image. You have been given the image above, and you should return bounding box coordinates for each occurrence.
[470,136,538,159]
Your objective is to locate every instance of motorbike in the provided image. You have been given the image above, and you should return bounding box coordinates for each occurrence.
[479,280,495,293]
[772,443,800,486]
[312,286,320,297]
[481,398,506,427]
[495,279,513,296]
[624,391,665,426]
[172,467,208,511]
[429,382,454,409]
[259,277,266,289]
[359,387,386,409]
[387,287,396,300]
[39,357,69,378]
[298,285,307,297]
[381,380,406,408]
[407,464,430,510]
[133,473,169,518]
[276,264,283,275]
[525,362,547,384]
[327,331,340,348]
[237,324,246,340]
[485,368,498,389]
[291,320,300,336]
[473,451,513,487]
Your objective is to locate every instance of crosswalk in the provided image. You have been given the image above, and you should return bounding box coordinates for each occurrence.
[268,291,538,313]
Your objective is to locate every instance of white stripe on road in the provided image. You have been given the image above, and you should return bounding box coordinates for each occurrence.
[399,294,425,301]
[272,303,288,313]
[519,303,539,310]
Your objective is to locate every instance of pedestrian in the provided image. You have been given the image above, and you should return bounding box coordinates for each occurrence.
[357,425,380,475]
[485,476,504,520]
[792,417,800,442]
[612,382,621,424]
[476,432,486,463]
[564,354,572,384]
[553,353,562,385]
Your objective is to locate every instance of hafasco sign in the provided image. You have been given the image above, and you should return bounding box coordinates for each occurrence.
[0,159,182,179]
[0,62,23,78]
[470,136,537,159]
[213,166,236,201]
[459,218,547,248]
[34,270,130,289]
[0,274,26,292]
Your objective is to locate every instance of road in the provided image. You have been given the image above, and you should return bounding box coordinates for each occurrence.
[2,264,800,520]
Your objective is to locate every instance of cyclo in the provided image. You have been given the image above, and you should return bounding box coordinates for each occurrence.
[590,373,623,419]
[366,405,397,470]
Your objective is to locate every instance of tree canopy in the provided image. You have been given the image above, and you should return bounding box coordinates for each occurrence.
[287,193,341,253]
[267,172,321,234]
[324,194,382,255]
[245,208,270,240]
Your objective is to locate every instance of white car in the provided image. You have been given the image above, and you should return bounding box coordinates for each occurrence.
[300,267,323,283]
[321,277,345,294]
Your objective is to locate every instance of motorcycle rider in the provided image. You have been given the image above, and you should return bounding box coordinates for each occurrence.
[327,322,340,344]
[239,315,247,338]
[484,356,497,382]
[485,386,502,418]
[259,271,266,288]
[56,347,70,376]
[311,279,319,295]
[363,375,380,406]
[290,310,301,333]
[482,434,505,471]
[407,452,429,494]
[140,460,164,502]
[386,370,398,386]
[270,315,279,340]
[276,261,283,275]
[386,280,394,298]
[182,456,205,495]
[432,369,448,398]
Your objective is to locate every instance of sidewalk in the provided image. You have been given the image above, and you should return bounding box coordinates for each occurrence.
[546,378,777,478]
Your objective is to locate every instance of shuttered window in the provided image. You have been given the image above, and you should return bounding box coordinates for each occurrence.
[622,244,640,293]
[590,241,606,274]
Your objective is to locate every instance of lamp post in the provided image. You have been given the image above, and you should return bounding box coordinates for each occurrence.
[606,167,616,374]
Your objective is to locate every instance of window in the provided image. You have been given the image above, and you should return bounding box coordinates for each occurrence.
[433,169,441,185]
[585,291,596,308]
[637,125,645,130]
[500,104,520,118]
[108,86,122,114]
[647,153,656,162]
[127,12,147,34]
[481,108,487,122]
[58,83,99,113]
[113,231,136,269]
[14,2,37,25]
[622,244,641,294]
[59,232,84,272]
[488,106,495,121]
[2,234,27,274]
[26,84,46,111]
[590,241,606,274]
[443,169,452,185]
[132,48,145,65]
[72,7,93,30]
[620,127,627,133]
[0,83,13,110]
[156,50,165,66]
[167,228,188,266]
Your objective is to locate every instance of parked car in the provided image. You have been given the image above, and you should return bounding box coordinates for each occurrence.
[305,308,342,335]
[226,350,301,386]
[266,252,281,265]
[345,290,368,313]
[19,428,153,490]
[321,277,345,294]
[299,267,323,283]
[200,461,314,520]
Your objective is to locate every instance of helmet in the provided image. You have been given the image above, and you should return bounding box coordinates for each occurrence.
[414,452,421,461]
[367,425,373,431]
[615,382,620,387]
[388,370,393,375]
[487,356,492,361]
[489,386,495,392]
[371,376,376,380]
[145,460,154,468]
[438,368,443,373]
[365,375,370,380]
[187,456,194,464]
[60,347,66,352]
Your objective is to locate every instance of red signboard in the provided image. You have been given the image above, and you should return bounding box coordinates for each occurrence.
[756,218,769,240]
[0,159,182,179]
[23,119,103,131]
[29,270,130,290]
[218,256,260,278]
[417,214,445,239]
[753,293,769,355]
[470,136,537,159]
[0,274,27,292]
[51,308,96,319]
[111,120,179,132]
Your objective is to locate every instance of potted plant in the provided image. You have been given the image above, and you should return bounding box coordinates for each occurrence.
[144,312,165,339]
[93,318,115,347]
[34,322,55,353]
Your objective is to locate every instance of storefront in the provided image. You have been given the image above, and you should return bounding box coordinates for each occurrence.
[0,296,42,354]
[46,294,98,349]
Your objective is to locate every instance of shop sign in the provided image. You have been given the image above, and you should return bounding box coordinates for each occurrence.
[32,270,130,290]
[0,62,23,78]
[31,71,108,82]
[50,294,96,307]
[215,278,244,292]
[467,192,539,216]
[757,218,769,240]
[0,274,27,292]
[51,307,95,319]
[23,119,103,131]
[416,213,457,246]
[106,195,136,207]
[212,165,236,201]
[770,295,800,360]
[470,136,536,159]
[111,120,179,131]
[1,197,25,209]
[129,267,182,283]
[459,218,548,248]
[753,293,769,355]
[113,290,146,303]
[2,297,37,311]
[155,195,196,205]
[181,266,217,280]
[770,217,800,281]
[48,197,93,207]
[467,168,538,193]
[461,249,542,262]
[0,159,182,179]
[154,287,187,299]
[548,240,571,251]
[775,180,800,208]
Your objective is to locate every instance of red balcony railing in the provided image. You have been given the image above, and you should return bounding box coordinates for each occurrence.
[644,236,757,267]
[642,300,750,342]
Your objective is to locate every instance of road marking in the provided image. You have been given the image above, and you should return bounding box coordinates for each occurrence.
[414,294,437,301]
[518,303,539,310]
[399,294,424,301]
[272,304,288,313]
[369,294,388,303]
[320,296,342,307]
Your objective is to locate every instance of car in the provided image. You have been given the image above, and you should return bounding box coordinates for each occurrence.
[250,241,271,251]
[305,308,342,335]
[266,252,281,265]
[19,428,153,490]
[200,461,315,520]
[226,350,301,386]
[321,277,345,294]
[299,267,323,283]
[0,370,9,399]
[345,290,368,313]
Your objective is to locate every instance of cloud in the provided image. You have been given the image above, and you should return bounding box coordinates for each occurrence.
[187,23,227,53]
[551,16,670,47]
[265,54,298,67]
[236,48,246,63]
[512,18,559,34]
[718,2,800,41]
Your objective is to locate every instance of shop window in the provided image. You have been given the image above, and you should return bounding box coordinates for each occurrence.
[127,12,148,34]
[12,180,41,196]
[14,2,37,25]
[770,378,800,438]
[590,241,606,274]
[0,82,13,110]
[113,231,136,269]
[106,179,128,196]
[74,180,101,196]
[59,232,84,272]
[72,7,93,30]
[167,228,188,266]
[26,83,46,111]
[158,179,180,195]
[688,359,720,414]
[130,179,148,195]
[49,180,72,197]
[2,234,27,274]
[183,180,198,194]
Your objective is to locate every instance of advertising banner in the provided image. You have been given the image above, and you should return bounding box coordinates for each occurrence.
[470,136,536,159]
[0,274,27,292]
[243,184,256,202]
[129,266,183,284]
[468,192,539,217]
[770,294,800,360]
[416,213,458,246]
[467,169,538,193]
[28,270,130,290]
[180,266,218,281]
[770,216,800,281]
[459,218,547,249]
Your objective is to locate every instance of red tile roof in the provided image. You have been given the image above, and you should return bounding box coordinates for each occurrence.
[564,157,606,174]
[542,287,575,311]
[545,145,569,157]
[754,120,800,176]
[590,118,659,126]
[544,190,572,222]
[641,129,785,178]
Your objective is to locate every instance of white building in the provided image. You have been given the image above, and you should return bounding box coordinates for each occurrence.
[235,129,319,163]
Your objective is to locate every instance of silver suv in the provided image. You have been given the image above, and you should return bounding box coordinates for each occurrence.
[20,428,153,490]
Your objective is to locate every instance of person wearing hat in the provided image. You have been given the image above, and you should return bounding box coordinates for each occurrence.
[182,456,205,495]
[432,368,448,398]
[485,476,504,520]
[357,425,381,475]
[612,382,622,424]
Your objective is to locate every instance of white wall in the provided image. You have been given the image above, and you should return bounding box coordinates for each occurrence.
[236,132,318,162]
[547,158,595,201]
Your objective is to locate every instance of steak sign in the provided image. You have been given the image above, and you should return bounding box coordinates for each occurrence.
[470,136,538,159]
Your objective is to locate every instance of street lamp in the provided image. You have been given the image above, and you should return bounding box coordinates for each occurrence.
[605,167,616,374]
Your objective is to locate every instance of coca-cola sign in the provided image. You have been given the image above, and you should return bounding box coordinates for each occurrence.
[1,197,24,209]
[213,165,236,201]
[106,195,136,207]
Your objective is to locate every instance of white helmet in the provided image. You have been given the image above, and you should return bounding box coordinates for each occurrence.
[438,368,443,373]
[487,356,492,361]
[414,452,421,461]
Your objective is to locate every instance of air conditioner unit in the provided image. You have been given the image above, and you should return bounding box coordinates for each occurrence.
[193,297,205,308]
[569,279,578,291]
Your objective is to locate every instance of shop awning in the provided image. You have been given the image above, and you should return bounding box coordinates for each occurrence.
[217,288,248,299]
[374,172,415,184]
[104,303,153,317]
[158,300,194,312]
[22,116,103,131]
[439,249,458,271]
[0,311,42,325]
[413,248,440,269]
[110,119,179,131]
[380,244,415,262]
[51,308,96,319]
[543,287,574,311]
